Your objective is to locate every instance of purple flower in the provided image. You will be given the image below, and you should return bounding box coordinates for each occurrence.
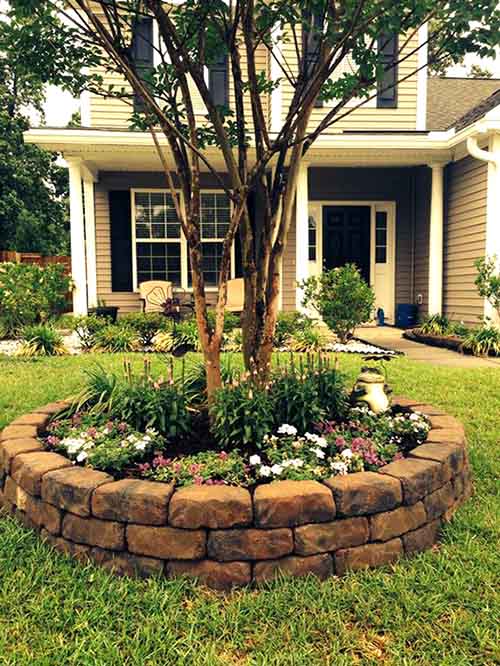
[153,455,170,468]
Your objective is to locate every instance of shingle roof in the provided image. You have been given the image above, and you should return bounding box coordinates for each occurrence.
[426,77,500,131]
[452,88,500,131]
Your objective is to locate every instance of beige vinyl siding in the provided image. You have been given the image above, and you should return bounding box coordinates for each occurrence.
[279,30,419,132]
[443,157,488,325]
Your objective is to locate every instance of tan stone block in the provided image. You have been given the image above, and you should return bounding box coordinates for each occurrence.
[409,403,447,416]
[409,442,464,480]
[62,513,125,550]
[254,480,335,528]
[391,396,422,409]
[294,517,369,555]
[428,415,465,435]
[92,479,174,525]
[127,524,206,560]
[208,528,293,561]
[90,548,164,578]
[11,451,72,496]
[42,467,113,517]
[169,485,252,529]
[11,413,50,430]
[379,458,447,505]
[334,538,403,575]
[24,494,62,535]
[402,520,441,554]
[0,438,44,473]
[253,553,333,583]
[1,425,38,441]
[167,560,251,590]
[33,401,71,416]
[3,476,30,511]
[424,482,455,521]
[324,472,402,517]
[426,428,466,446]
[370,502,427,542]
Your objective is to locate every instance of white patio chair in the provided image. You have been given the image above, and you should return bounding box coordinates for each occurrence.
[226,277,244,312]
[139,280,173,313]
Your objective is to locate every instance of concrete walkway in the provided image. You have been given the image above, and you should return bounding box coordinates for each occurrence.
[355,326,500,368]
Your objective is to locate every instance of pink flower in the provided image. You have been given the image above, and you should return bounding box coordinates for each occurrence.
[117,422,128,433]
[137,462,151,473]
[335,436,346,448]
[205,479,214,486]
[86,427,98,438]
[173,462,182,473]
[219,451,229,461]
[189,463,202,475]
[193,475,204,486]
[392,451,404,461]
[153,455,170,468]
[46,435,60,447]
[71,414,82,426]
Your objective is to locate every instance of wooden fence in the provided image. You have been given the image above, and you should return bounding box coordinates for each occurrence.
[0,251,71,274]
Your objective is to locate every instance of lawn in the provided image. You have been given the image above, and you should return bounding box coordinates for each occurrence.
[0,352,499,666]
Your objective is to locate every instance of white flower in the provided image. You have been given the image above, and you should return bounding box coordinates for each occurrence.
[313,448,325,459]
[270,464,283,476]
[258,465,272,477]
[134,440,147,452]
[331,461,349,475]
[341,448,353,459]
[290,458,304,468]
[305,433,328,447]
[76,451,88,462]
[249,454,261,466]
[63,437,85,456]
[277,424,297,436]
[409,413,420,421]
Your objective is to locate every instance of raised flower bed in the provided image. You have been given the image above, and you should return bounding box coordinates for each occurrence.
[0,398,472,590]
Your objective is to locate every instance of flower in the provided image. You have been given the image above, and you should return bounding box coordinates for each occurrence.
[258,465,272,477]
[277,424,297,436]
[331,461,349,475]
[219,451,229,461]
[76,451,88,463]
[312,447,326,459]
[249,454,261,466]
[341,448,353,459]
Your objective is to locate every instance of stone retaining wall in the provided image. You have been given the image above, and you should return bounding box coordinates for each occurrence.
[0,398,473,590]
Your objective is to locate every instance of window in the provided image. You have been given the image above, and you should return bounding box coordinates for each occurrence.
[308,214,317,261]
[134,192,182,285]
[375,211,387,263]
[133,190,232,290]
[208,53,229,107]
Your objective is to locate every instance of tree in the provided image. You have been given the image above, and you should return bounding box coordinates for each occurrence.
[0,13,69,255]
[7,0,500,396]
[468,64,493,79]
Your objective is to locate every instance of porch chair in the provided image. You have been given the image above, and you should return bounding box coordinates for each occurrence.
[139,280,173,313]
[226,277,244,313]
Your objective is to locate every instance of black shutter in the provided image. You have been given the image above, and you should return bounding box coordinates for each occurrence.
[131,18,154,113]
[209,53,229,107]
[377,33,398,108]
[303,11,323,108]
[109,191,133,292]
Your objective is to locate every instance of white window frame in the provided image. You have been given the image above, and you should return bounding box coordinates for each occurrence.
[131,188,235,292]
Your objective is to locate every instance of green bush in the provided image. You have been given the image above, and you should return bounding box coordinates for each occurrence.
[119,312,170,347]
[0,262,72,336]
[0,318,8,340]
[301,265,375,343]
[206,309,240,333]
[475,255,500,319]
[16,324,67,357]
[462,323,500,357]
[448,321,470,338]
[274,311,313,347]
[420,314,450,336]
[94,324,140,353]
[70,315,112,351]
[286,326,327,352]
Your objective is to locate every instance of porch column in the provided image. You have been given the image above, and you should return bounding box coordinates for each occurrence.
[428,162,445,315]
[485,133,500,323]
[83,175,97,308]
[67,158,88,315]
[295,162,310,311]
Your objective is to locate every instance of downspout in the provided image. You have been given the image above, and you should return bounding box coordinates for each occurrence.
[466,135,500,167]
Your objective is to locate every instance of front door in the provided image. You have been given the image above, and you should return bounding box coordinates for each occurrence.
[322,205,371,282]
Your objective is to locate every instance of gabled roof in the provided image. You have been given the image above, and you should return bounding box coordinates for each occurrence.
[427,77,500,131]
[451,88,500,131]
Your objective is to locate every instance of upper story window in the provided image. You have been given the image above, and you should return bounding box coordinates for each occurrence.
[208,53,229,107]
[131,18,154,113]
[377,33,398,108]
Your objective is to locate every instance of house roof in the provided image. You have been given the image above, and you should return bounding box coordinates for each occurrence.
[427,77,500,131]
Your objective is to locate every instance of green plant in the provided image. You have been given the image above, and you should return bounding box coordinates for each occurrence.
[0,262,72,336]
[420,314,451,336]
[274,311,313,348]
[16,324,67,357]
[142,450,250,487]
[448,321,470,338]
[70,315,111,351]
[222,327,243,352]
[94,324,140,353]
[286,326,327,352]
[475,255,500,319]
[120,312,170,347]
[0,318,8,340]
[152,330,176,353]
[301,265,375,343]
[171,319,201,352]
[462,323,500,357]
[206,310,240,333]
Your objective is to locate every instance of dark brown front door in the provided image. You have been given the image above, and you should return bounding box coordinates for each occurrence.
[322,205,371,283]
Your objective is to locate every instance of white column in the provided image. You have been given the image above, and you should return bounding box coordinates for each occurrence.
[296,163,310,311]
[485,133,500,323]
[428,163,445,315]
[67,158,88,315]
[270,24,283,134]
[83,177,97,308]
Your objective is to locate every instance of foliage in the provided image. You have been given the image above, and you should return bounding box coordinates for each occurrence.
[0,262,72,336]
[119,312,171,347]
[274,311,313,348]
[222,328,243,352]
[94,324,140,353]
[206,310,240,334]
[448,321,470,338]
[141,450,250,487]
[69,314,112,351]
[301,265,375,343]
[171,319,202,352]
[462,323,500,357]
[474,255,500,319]
[46,414,162,476]
[152,330,176,353]
[0,318,8,340]
[16,323,67,357]
[420,314,451,336]
[286,326,327,352]
[468,64,493,78]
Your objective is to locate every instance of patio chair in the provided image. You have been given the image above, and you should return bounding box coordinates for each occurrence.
[226,277,244,312]
[139,280,173,313]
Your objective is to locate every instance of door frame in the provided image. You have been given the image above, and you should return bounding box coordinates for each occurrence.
[307,200,396,322]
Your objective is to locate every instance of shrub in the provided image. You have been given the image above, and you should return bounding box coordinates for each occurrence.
[274,311,313,347]
[152,330,176,353]
[475,255,500,319]
[286,326,327,352]
[301,265,375,343]
[0,319,8,340]
[70,315,111,351]
[120,312,170,347]
[448,321,469,338]
[0,262,72,336]
[222,327,243,352]
[206,310,240,333]
[94,324,140,353]
[16,324,67,357]
[420,314,450,336]
[171,318,201,352]
[462,323,500,357]
[141,450,249,487]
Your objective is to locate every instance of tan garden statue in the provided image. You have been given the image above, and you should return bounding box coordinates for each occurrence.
[351,366,391,414]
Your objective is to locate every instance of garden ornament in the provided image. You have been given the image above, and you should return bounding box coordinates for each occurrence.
[351,366,391,414]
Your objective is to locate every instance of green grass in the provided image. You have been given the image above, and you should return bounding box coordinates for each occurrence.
[0,353,499,666]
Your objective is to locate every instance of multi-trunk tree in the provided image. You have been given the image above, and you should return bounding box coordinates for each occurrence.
[7,0,500,395]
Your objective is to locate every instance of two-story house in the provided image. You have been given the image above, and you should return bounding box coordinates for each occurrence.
[25,20,500,327]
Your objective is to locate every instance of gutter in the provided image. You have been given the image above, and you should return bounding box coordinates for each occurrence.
[466,134,500,166]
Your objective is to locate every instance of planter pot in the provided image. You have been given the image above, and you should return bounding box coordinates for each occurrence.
[88,306,119,323]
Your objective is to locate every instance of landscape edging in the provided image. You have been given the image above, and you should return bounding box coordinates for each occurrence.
[0,397,473,590]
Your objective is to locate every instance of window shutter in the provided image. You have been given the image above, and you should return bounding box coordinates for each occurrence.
[303,11,323,108]
[208,53,229,107]
[131,18,154,113]
[109,191,133,292]
[377,33,398,108]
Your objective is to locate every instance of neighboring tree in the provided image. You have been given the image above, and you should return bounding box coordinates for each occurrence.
[475,255,500,322]
[0,14,69,255]
[6,0,500,396]
[468,64,494,79]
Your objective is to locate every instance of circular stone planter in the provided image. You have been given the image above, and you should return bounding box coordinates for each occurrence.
[0,398,473,590]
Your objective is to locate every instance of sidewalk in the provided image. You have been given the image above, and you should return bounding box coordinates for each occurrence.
[355,326,500,368]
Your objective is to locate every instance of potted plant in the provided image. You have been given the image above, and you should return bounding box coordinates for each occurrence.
[88,298,119,322]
